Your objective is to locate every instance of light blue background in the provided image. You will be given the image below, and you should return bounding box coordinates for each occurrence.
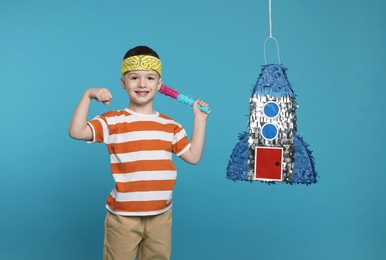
[1,0,385,259]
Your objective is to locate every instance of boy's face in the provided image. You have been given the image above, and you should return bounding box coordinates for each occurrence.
[121,70,162,109]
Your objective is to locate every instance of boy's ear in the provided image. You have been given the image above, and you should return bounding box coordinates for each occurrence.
[121,77,126,89]
[157,78,162,91]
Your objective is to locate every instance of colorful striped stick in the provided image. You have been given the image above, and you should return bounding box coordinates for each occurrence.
[159,85,211,115]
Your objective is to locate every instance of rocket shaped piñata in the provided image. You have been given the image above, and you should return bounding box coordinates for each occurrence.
[226,64,317,184]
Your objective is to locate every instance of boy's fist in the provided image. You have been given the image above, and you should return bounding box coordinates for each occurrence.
[88,88,112,106]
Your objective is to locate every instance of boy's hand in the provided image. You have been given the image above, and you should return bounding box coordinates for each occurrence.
[87,88,113,106]
[180,99,209,165]
[193,99,210,119]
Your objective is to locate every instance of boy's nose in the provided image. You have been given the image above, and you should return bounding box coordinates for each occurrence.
[138,79,145,88]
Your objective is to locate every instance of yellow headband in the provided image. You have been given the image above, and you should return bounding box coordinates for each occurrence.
[121,55,162,76]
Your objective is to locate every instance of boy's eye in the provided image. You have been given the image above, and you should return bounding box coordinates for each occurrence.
[148,77,155,80]
[130,76,138,80]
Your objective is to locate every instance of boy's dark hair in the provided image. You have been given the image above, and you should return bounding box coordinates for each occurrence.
[123,46,160,60]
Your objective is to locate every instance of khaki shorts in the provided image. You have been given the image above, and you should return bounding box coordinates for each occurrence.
[103,209,172,260]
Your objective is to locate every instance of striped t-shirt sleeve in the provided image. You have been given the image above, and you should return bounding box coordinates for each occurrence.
[87,116,109,143]
[172,125,191,156]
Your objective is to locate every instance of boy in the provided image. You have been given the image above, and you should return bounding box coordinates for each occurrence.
[69,46,209,260]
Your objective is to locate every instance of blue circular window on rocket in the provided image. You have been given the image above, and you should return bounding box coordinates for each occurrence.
[263,101,280,118]
[261,123,278,140]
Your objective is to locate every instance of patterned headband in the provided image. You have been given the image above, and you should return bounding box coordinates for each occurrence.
[121,55,162,76]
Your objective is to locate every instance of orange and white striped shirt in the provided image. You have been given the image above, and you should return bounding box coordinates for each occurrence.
[88,108,191,216]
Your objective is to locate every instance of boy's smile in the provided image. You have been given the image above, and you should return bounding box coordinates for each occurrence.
[135,90,150,97]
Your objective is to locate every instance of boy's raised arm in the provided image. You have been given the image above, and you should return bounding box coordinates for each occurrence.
[69,88,112,141]
[179,99,209,165]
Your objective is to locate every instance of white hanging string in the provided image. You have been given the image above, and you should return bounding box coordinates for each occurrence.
[264,0,281,64]
[269,0,273,38]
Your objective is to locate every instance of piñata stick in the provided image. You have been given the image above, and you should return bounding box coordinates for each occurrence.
[159,85,211,115]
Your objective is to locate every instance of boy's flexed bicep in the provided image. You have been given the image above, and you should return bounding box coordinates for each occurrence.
[69,88,112,141]
[74,124,93,141]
